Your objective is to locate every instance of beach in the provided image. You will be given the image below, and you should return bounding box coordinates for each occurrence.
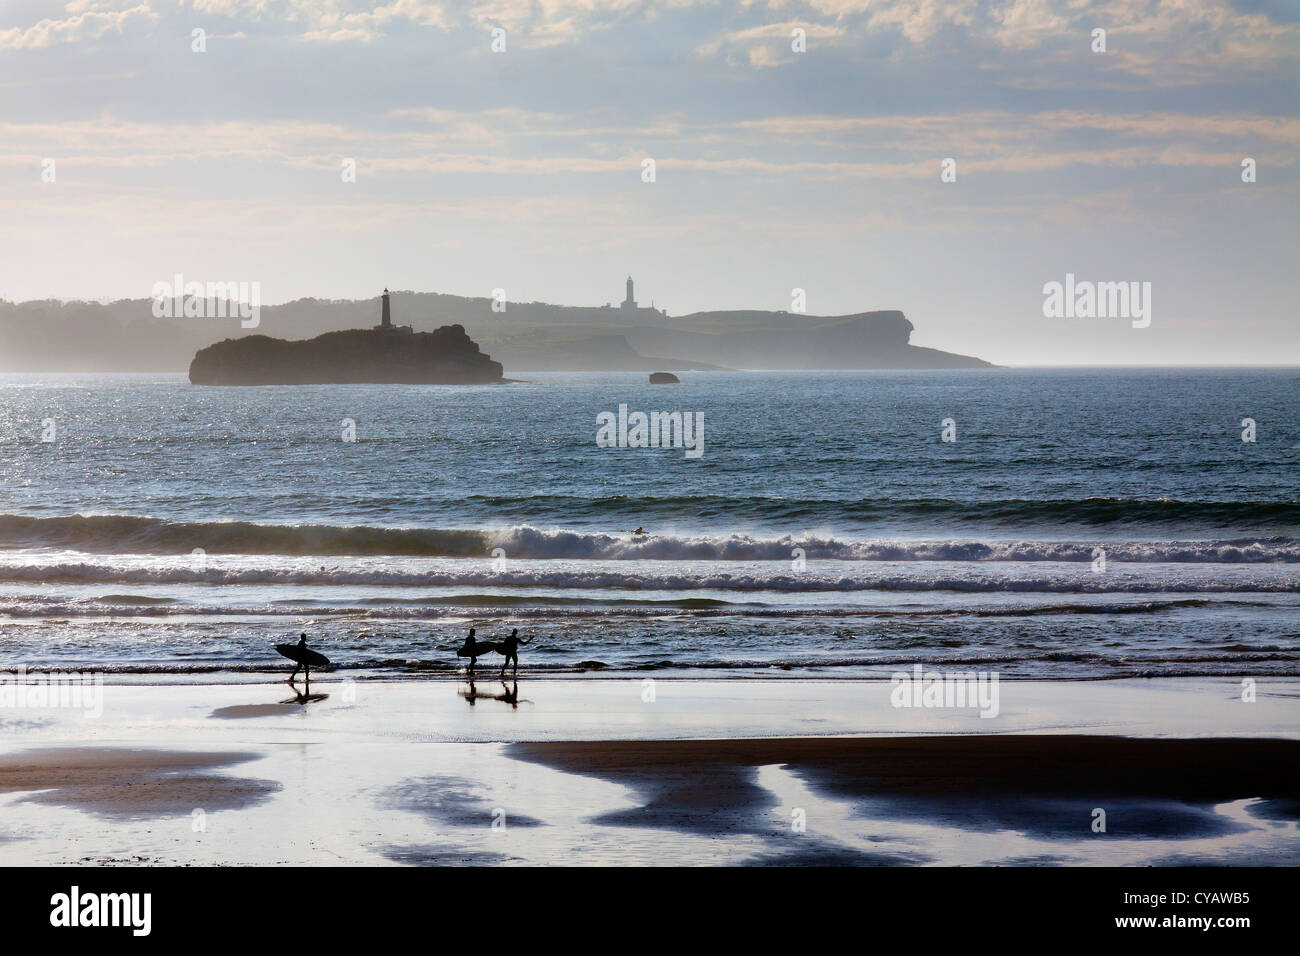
[1,369,1296,868]
[2,677,1297,866]
[2,0,1297,919]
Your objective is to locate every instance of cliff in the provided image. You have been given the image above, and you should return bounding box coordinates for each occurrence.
[188,325,503,385]
[477,309,989,370]
[486,328,721,372]
[623,311,992,370]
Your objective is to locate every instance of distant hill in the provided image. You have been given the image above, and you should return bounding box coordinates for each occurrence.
[0,292,993,372]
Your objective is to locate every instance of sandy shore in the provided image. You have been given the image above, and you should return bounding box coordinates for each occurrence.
[0,678,1297,865]
[0,748,280,819]
[510,735,1300,864]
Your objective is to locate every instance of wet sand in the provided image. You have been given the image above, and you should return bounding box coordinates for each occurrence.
[0,748,280,819]
[0,678,1297,865]
[510,734,1300,802]
[509,735,1300,849]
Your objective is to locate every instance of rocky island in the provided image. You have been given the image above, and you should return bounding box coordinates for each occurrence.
[189,291,503,385]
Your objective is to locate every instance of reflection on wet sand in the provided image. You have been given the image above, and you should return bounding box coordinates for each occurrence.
[494,735,1300,866]
[459,678,529,710]
[210,676,328,718]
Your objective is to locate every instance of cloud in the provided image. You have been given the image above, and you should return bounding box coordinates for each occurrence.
[5,107,1294,186]
[699,19,847,67]
[3,0,1295,78]
[174,0,647,44]
[0,2,157,50]
[861,0,979,43]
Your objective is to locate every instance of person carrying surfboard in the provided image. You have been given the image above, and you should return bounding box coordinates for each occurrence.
[456,627,499,674]
[276,632,330,684]
[289,633,310,682]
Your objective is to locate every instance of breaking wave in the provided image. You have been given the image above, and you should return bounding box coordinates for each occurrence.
[1,514,1297,562]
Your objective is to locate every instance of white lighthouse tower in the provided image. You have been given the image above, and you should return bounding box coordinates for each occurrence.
[620,275,637,314]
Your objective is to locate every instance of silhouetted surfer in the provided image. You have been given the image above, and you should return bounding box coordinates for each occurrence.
[457,627,497,674]
[290,633,310,682]
[631,527,647,536]
[496,628,534,677]
[275,632,329,684]
[458,627,478,668]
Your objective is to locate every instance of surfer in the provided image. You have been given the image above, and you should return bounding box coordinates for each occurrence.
[631,527,647,536]
[275,633,329,685]
[495,628,534,677]
[289,633,311,683]
[458,628,479,671]
[457,627,498,674]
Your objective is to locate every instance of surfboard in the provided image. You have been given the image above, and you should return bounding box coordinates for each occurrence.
[276,643,330,667]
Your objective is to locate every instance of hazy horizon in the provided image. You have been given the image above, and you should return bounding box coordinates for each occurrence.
[2,0,1297,366]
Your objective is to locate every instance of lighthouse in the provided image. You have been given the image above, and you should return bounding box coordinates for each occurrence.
[374,288,412,334]
[620,275,637,314]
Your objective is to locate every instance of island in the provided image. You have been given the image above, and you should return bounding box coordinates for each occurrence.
[189,291,503,385]
[649,372,680,384]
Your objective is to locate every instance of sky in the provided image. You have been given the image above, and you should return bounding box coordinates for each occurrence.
[0,0,1297,365]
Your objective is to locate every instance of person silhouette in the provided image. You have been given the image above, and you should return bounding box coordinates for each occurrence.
[289,632,312,684]
[457,627,483,674]
[496,628,534,677]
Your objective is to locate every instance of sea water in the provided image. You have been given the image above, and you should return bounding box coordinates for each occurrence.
[0,368,1295,681]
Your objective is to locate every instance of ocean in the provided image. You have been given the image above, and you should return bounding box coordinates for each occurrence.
[1,368,1296,681]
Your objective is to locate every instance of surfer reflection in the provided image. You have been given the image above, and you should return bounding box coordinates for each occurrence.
[280,670,328,706]
[459,677,526,709]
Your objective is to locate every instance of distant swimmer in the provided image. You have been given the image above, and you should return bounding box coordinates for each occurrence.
[493,628,535,678]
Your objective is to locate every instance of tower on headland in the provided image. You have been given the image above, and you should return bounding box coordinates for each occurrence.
[375,288,413,334]
[603,275,666,318]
